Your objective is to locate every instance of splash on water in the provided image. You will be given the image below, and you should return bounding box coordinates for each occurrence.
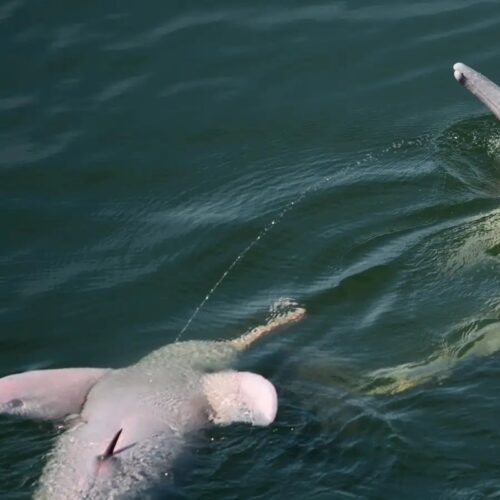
[177,135,437,342]
[176,187,313,341]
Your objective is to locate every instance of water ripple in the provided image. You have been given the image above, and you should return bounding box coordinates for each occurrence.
[0,131,79,168]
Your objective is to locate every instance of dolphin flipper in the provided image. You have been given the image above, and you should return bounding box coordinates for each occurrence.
[0,368,109,420]
[202,371,278,426]
[453,62,500,119]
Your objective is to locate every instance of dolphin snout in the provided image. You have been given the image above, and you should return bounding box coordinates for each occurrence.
[453,62,467,85]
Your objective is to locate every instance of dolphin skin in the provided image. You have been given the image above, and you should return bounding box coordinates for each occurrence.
[453,62,500,120]
[0,304,305,499]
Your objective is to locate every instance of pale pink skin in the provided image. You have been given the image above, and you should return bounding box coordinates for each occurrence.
[453,62,500,119]
[0,368,108,420]
[0,340,280,499]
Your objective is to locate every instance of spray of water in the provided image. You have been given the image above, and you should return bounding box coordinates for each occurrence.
[176,136,437,342]
[175,183,318,341]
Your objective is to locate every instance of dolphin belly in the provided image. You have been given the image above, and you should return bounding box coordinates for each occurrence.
[35,367,208,499]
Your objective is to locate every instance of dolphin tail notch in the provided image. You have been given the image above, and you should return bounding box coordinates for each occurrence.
[453,62,500,120]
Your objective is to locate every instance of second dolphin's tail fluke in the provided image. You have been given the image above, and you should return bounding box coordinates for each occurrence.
[453,62,500,120]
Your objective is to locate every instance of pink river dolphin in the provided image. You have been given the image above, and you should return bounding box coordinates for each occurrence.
[453,62,500,120]
[0,305,305,499]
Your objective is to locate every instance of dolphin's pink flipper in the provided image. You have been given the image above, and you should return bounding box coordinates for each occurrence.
[202,371,278,426]
[0,368,109,420]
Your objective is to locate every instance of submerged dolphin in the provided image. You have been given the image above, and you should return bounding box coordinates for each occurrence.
[361,63,500,395]
[363,321,500,395]
[453,62,500,119]
[0,305,305,499]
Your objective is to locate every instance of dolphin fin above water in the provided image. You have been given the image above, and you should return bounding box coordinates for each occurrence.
[453,62,500,120]
[0,367,108,420]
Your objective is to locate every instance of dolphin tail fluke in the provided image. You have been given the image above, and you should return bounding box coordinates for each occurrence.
[453,62,500,120]
[230,300,305,351]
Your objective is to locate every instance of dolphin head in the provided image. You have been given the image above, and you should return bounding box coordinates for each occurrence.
[453,62,500,120]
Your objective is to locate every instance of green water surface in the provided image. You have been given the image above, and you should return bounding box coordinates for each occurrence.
[1,1,500,498]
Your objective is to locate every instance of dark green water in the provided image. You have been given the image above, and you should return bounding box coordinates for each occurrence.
[1,1,500,498]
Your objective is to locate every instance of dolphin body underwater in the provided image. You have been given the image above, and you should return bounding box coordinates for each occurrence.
[361,62,500,396]
[0,306,305,499]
